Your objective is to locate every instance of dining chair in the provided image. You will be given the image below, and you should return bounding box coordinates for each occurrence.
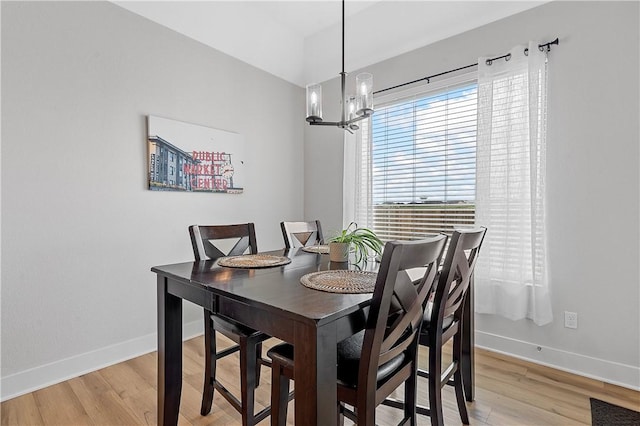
[189,223,272,425]
[414,227,487,426]
[267,234,448,426]
[280,220,324,249]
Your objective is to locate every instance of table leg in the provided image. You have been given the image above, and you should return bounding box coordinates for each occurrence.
[462,274,474,402]
[294,321,338,426]
[158,276,183,426]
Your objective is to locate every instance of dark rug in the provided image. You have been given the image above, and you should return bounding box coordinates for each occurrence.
[590,398,640,425]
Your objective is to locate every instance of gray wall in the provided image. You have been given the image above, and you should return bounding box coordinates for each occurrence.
[1,1,304,398]
[305,1,640,387]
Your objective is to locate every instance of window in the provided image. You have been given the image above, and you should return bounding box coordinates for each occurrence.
[353,76,477,240]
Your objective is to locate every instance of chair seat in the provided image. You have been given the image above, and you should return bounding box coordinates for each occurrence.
[267,343,295,368]
[267,331,406,388]
[211,314,269,340]
[337,331,406,387]
[420,302,454,339]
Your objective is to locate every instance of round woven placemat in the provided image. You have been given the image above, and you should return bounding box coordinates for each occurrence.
[301,245,330,254]
[218,254,291,269]
[300,270,377,294]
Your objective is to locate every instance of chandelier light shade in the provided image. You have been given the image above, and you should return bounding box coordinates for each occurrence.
[305,0,374,132]
[356,72,373,116]
[306,83,323,121]
[347,97,356,120]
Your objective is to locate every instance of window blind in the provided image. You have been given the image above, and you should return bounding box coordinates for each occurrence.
[355,79,478,241]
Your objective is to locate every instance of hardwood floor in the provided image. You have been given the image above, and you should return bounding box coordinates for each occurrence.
[2,335,638,425]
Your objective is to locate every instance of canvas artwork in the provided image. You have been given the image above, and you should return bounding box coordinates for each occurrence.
[147,115,245,193]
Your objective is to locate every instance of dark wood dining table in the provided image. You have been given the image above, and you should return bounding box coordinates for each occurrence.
[152,247,475,425]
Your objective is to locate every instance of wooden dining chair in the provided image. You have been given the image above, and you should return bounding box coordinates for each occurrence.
[415,227,487,426]
[280,220,324,249]
[189,223,272,425]
[267,234,448,426]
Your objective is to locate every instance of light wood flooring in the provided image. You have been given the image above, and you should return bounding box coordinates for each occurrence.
[2,335,639,425]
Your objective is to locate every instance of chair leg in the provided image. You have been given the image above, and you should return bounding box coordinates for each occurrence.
[453,368,469,424]
[270,362,289,426]
[453,335,470,424]
[428,343,444,426]
[240,338,258,426]
[404,363,419,426]
[255,342,263,388]
[337,402,345,426]
[201,310,216,415]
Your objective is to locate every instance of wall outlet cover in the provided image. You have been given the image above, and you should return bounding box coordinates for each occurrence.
[564,311,578,329]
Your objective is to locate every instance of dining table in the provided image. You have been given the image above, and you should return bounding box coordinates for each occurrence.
[152,247,475,425]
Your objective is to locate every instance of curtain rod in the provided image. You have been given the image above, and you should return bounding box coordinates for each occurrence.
[374,38,559,95]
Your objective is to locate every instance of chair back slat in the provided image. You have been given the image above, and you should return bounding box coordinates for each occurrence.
[226,236,252,256]
[430,228,487,337]
[380,258,439,354]
[203,241,227,260]
[358,235,448,392]
[280,220,324,249]
[189,223,258,261]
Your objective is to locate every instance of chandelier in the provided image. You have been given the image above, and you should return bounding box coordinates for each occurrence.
[305,0,374,132]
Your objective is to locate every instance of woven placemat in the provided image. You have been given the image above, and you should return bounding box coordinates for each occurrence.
[218,254,291,269]
[301,245,330,254]
[300,270,377,294]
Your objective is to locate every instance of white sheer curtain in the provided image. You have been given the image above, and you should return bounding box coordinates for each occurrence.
[345,118,373,231]
[475,42,553,326]
[343,131,361,229]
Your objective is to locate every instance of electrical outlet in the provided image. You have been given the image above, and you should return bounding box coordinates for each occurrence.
[564,311,578,329]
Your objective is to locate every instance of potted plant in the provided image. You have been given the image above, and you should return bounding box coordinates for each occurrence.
[328,222,383,263]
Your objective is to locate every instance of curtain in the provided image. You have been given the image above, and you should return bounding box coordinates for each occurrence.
[475,42,553,326]
[345,116,373,231]
[343,131,361,229]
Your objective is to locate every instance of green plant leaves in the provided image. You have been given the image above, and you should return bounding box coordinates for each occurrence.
[328,223,383,263]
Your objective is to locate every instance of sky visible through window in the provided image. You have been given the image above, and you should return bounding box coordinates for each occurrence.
[371,83,477,205]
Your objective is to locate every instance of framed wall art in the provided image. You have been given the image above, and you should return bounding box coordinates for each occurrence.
[147,115,245,193]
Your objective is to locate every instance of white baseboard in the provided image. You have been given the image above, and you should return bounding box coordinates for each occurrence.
[0,320,204,402]
[476,330,640,391]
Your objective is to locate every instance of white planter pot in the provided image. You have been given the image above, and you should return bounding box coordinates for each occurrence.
[329,242,350,263]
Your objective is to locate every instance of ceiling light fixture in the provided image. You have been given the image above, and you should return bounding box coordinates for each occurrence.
[305,0,374,133]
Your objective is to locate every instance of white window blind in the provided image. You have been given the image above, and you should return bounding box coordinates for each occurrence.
[354,77,477,241]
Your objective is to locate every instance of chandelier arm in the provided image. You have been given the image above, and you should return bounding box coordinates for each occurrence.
[308,112,371,128]
[345,114,371,125]
[309,121,345,127]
